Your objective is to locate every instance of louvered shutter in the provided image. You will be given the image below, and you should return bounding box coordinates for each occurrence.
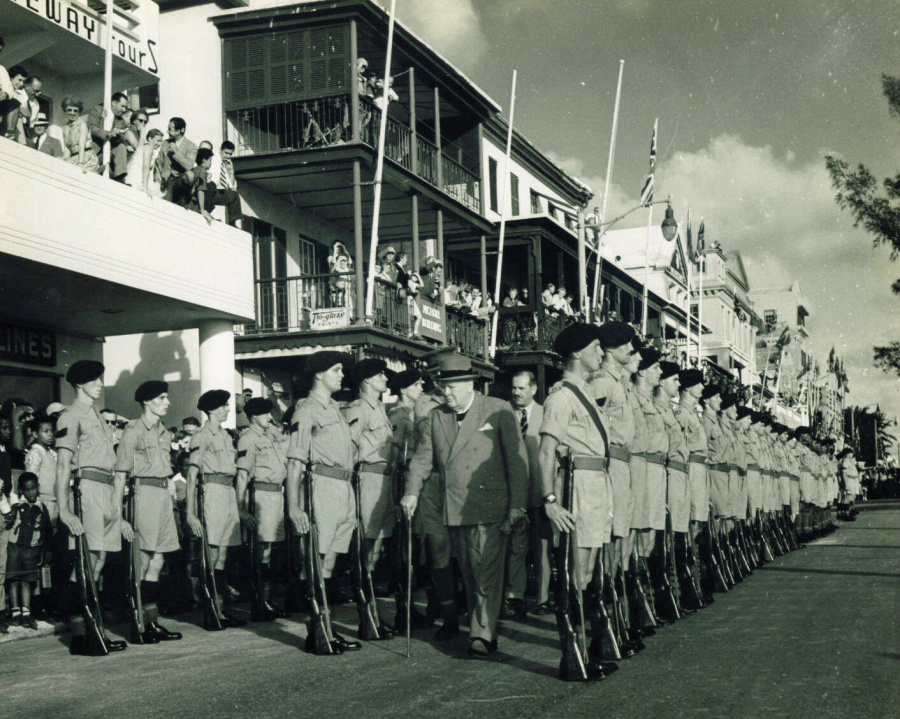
[225,36,266,109]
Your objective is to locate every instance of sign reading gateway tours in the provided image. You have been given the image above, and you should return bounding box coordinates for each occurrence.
[13,0,159,75]
[310,308,350,331]
[0,320,56,367]
[415,296,445,342]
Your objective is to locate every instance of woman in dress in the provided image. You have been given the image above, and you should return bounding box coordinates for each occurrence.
[131,128,164,198]
[125,108,151,189]
[60,97,98,173]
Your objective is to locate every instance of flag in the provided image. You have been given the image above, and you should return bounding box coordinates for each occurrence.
[639,119,657,206]
[685,210,694,262]
[697,219,706,255]
[776,325,791,348]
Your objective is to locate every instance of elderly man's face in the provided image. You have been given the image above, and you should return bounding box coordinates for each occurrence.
[25,79,42,100]
[438,380,475,411]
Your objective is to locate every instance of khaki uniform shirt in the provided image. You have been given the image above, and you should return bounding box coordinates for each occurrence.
[343,394,392,464]
[188,423,237,476]
[115,416,173,478]
[237,424,286,485]
[676,402,706,457]
[635,387,664,455]
[702,411,729,465]
[287,393,353,469]
[540,371,609,457]
[591,366,634,447]
[656,396,687,462]
[55,398,116,474]
[389,404,417,460]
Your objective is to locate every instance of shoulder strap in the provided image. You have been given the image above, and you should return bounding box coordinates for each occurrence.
[562,381,609,453]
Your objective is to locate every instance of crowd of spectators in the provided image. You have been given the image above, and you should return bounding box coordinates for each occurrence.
[0,37,242,229]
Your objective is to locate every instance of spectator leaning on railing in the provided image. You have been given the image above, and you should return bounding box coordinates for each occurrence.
[157,116,197,201]
[88,91,137,182]
[61,97,99,173]
[29,113,63,157]
[207,140,243,227]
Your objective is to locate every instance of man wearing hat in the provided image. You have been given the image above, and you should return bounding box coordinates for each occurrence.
[30,112,63,157]
[236,397,286,621]
[343,357,396,639]
[114,380,183,642]
[286,351,362,654]
[402,353,528,657]
[55,359,127,654]
[537,323,614,680]
[186,389,246,627]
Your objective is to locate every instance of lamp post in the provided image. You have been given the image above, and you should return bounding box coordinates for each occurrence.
[641,199,678,335]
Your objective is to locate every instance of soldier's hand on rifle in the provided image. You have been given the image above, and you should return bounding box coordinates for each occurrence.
[400,494,418,521]
[120,519,134,542]
[289,506,310,534]
[545,502,575,533]
[59,508,84,536]
[239,509,258,530]
[187,512,204,538]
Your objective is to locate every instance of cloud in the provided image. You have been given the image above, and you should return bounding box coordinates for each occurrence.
[396,0,488,70]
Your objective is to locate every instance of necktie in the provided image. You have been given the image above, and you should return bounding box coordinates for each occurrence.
[220,159,232,189]
[520,408,528,437]
[455,412,467,423]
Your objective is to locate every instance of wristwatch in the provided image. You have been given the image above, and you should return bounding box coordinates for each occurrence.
[542,493,557,505]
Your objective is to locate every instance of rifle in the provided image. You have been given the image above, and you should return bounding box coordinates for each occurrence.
[589,553,621,662]
[630,536,659,632]
[303,463,337,655]
[679,529,704,610]
[392,441,413,656]
[658,516,682,620]
[126,477,147,643]
[706,515,732,592]
[555,452,592,681]
[352,462,389,640]
[197,478,225,631]
[247,482,266,621]
[282,502,306,616]
[72,476,110,655]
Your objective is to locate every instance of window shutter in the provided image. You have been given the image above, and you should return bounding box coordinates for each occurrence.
[269,32,304,100]
[225,36,266,108]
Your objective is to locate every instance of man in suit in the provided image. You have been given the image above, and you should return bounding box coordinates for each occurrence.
[157,117,198,202]
[502,370,546,620]
[30,113,63,158]
[402,354,528,657]
[88,92,132,181]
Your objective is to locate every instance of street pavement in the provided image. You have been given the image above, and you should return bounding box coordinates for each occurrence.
[2,505,898,719]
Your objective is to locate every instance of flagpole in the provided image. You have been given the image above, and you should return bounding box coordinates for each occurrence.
[590,59,625,321]
[685,209,693,363]
[697,218,705,364]
[489,68,518,359]
[102,0,115,176]
[641,201,654,336]
[364,0,398,322]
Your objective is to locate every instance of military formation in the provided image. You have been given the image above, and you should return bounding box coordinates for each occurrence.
[55,323,844,678]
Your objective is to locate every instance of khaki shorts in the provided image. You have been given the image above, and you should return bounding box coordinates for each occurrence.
[667,467,690,533]
[709,468,730,518]
[645,461,666,531]
[358,470,396,540]
[608,457,633,539]
[689,462,709,522]
[572,468,612,548]
[789,478,800,518]
[136,482,180,553]
[75,477,121,553]
[747,469,762,514]
[312,473,356,555]
[253,485,285,544]
[728,470,741,519]
[799,471,814,502]
[629,455,648,530]
[779,475,791,507]
[203,482,241,548]
[415,472,450,541]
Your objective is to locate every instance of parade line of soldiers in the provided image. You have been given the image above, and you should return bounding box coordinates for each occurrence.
[54,320,849,680]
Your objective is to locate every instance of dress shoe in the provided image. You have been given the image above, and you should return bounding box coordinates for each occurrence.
[531,600,555,616]
[148,622,183,640]
[559,656,606,682]
[135,628,161,645]
[222,612,247,628]
[500,598,527,622]
[105,638,128,652]
[434,621,460,641]
[467,637,497,658]
[332,632,363,651]
[263,601,286,619]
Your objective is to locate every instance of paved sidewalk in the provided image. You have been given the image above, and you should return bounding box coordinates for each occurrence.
[2,506,897,719]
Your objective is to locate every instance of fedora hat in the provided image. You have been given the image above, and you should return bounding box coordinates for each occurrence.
[432,353,479,383]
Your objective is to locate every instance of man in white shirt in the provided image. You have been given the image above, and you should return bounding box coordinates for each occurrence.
[207,140,243,227]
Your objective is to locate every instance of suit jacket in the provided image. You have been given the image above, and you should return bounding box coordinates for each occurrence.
[34,135,64,158]
[514,402,544,508]
[407,392,528,527]
[156,136,198,184]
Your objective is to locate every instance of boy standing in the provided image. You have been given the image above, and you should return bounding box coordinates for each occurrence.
[7,473,52,629]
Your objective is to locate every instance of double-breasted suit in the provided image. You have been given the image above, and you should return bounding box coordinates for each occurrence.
[406,392,528,643]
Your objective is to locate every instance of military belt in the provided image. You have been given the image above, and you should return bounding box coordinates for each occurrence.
[667,459,689,473]
[80,468,114,485]
[747,464,763,473]
[644,452,666,466]
[136,477,169,490]
[737,467,748,477]
[608,446,632,462]
[313,465,353,482]
[252,481,283,493]
[688,453,707,465]
[709,462,731,472]
[203,473,234,486]
[571,455,609,472]
[359,461,391,475]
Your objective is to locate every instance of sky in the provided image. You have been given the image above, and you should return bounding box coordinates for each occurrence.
[395,0,900,441]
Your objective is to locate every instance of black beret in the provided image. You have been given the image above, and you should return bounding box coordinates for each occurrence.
[678,369,704,389]
[197,389,231,414]
[388,369,422,395]
[134,380,168,403]
[749,410,765,425]
[350,358,387,386]
[66,360,104,385]
[736,405,753,420]
[304,351,351,377]
[720,393,739,410]
[700,384,722,401]
[659,361,680,380]
[552,323,600,357]
[597,321,635,350]
[631,335,644,353]
[243,397,273,418]
[637,347,662,371]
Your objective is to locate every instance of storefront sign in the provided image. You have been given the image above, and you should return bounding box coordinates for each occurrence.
[415,297,445,342]
[13,0,159,75]
[0,320,56,367]
[310,308,350,331]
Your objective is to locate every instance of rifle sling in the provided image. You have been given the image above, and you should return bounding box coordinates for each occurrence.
[562,381,610,455]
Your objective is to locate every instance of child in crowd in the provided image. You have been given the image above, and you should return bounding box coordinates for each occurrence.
[24,415,58,523]
[7,472,52,630]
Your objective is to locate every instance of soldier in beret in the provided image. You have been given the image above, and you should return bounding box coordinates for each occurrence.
[236,397,286,620]
[186,389,247,628]
[115,381,183,642]
[285,351,362,654]
[55,360,128,655]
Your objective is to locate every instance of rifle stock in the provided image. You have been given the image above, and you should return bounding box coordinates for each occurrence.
[304,464,335,655]
[73,477,109,655]
[197,478,224,631]
[126,478,146,643]
[352,463,385,640]
[247,483,266,621]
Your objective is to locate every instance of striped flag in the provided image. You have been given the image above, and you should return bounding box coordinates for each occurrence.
[697,218,706,255]
[639,119,658,206]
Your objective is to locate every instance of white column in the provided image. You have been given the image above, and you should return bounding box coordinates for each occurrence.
[199,320,236,428]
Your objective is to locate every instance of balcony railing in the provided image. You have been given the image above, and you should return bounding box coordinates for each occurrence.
[226,94,481,212]
[446,307,488,359]
[496,307,573,353]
